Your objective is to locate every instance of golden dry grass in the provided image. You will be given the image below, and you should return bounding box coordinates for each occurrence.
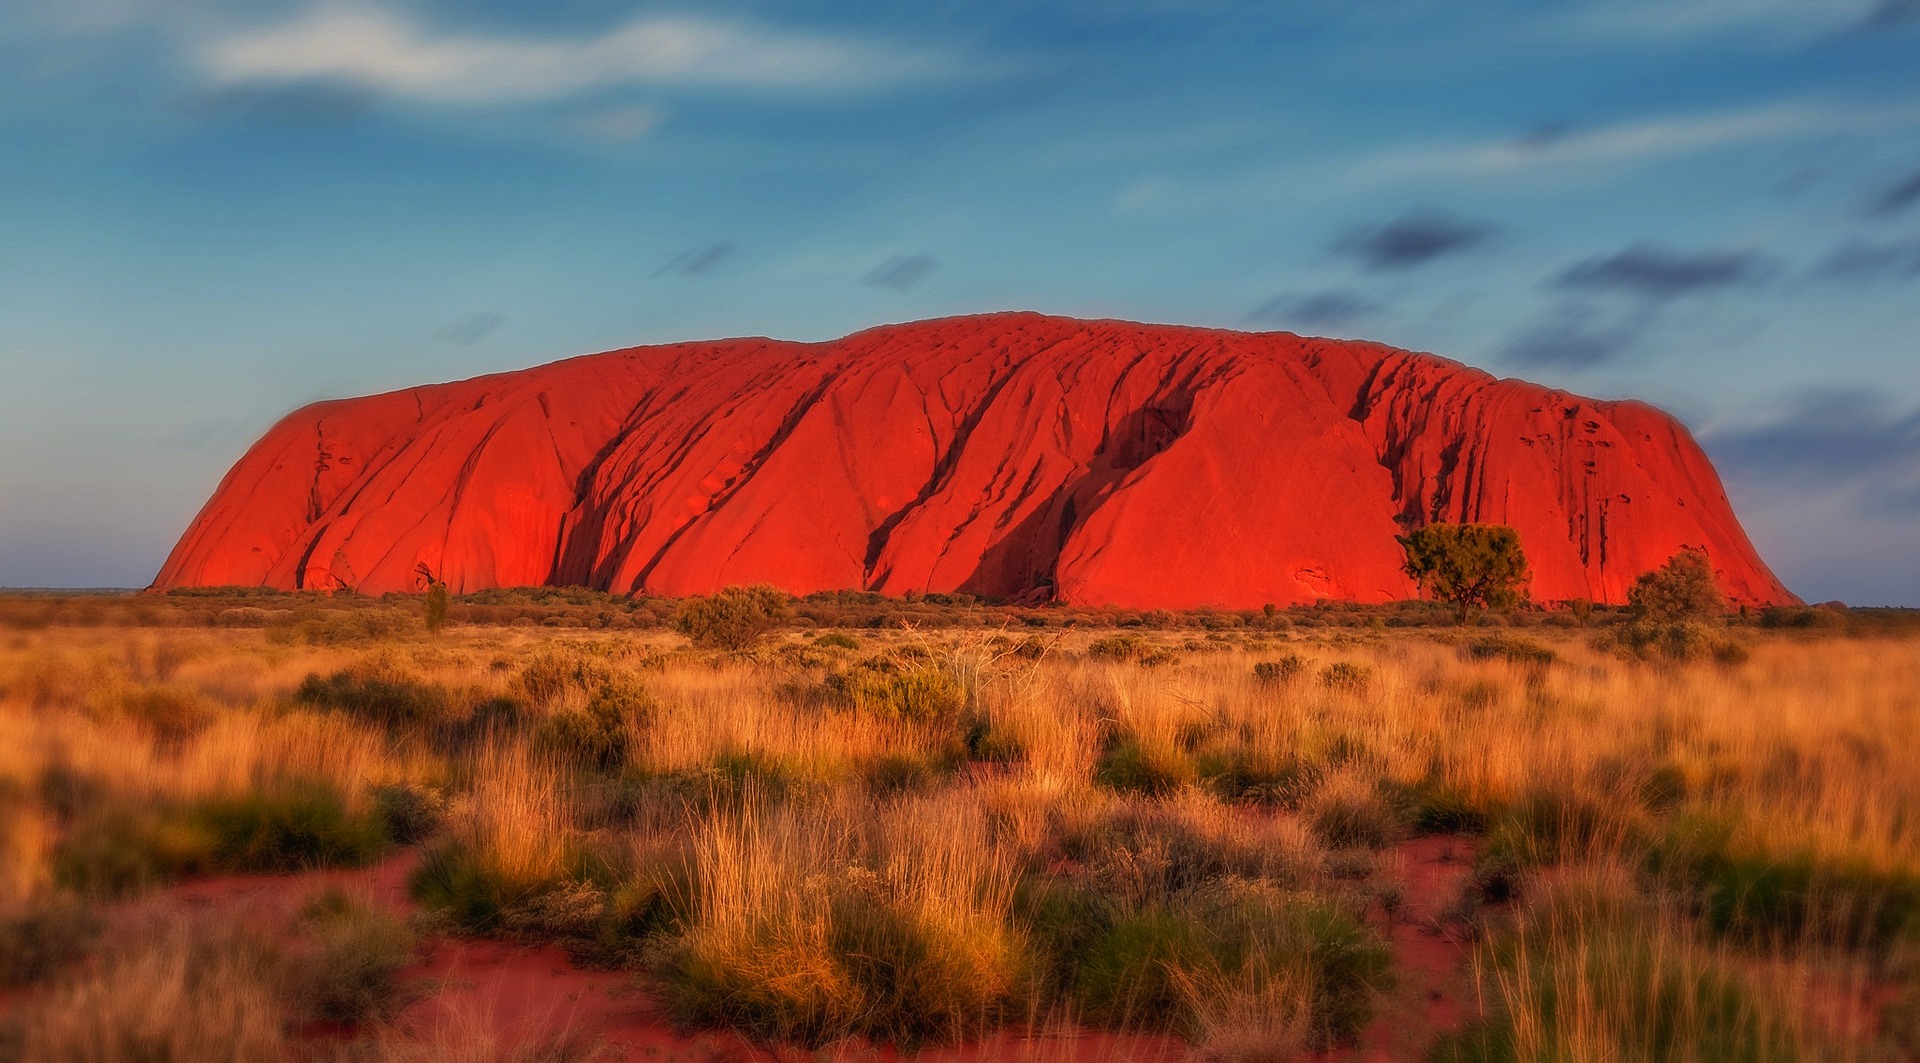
[0,600,1915,1060]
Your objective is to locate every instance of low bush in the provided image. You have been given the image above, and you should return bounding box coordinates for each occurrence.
[1646,814,1920,958]
[1319,661,1373,693]
[676,586,792,651]
[513,652,613,706]
[294,889,417,1023]
[1304,773,1404,850]
[409,839,571,933]
[534,676,652,772]
[0,894,101,987]
[1196,749,1310,806]
[293,663,455,731]
[192,782,391,874]
[54,804,218,896]
[1094,736,1196,796]
[369,782,444,846]
[1434,868,1818,1063]
[1073,883,1390,1051]
[1087,634,1147,661]
[824,663,965,722]
[1460,636,1556,668]
[16,915,293,1062]
[1251,654,1306,684]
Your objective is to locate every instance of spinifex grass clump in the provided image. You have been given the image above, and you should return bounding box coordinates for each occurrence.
[1434,866,1826,1063]
[53,779,388,894]
[658,793,1029,1047]
[1646,813,1920,960]
[1072,882,1390,1054]
[294,888,417,1023]
[411,746,581,930]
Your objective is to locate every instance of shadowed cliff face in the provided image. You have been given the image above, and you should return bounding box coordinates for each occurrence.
[151,312,1796,608]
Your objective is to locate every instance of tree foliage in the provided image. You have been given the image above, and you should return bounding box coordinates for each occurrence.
[1398,523,1532,624]
[675,585,793,650]
[1628,548,1726,623]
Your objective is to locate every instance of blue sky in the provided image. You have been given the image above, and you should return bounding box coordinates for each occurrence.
[2,0,1916,602]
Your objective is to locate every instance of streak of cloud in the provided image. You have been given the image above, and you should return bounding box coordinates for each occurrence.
[1249,290,1380,330]
[435,312,504,345]
[1868,168,1920,216]
[1501,304,1648,368]
[198,5,973,105]
[861,254,938,291]
[1330,210,1494,271]
[1553,244,1773,300]
[1705,390,1920,514]
[1818,238,1920,281]
[655,244,734,277]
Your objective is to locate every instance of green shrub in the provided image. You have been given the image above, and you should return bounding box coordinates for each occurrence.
[1319,661,1373,693]
[294,889,416,1023]
[1196,749,1309,805]
[1461,636,1556,668]
[1305,775,1404,850]
[513,651,614,706]
[1252,655,1306,684]
[1646,814,1920,958]
[54,804,218,896]
[661,883,1029,1046]
[1434,871,1814,1063]
[293,664,453,730]
[1094,737,1195,796]
[191,782,391,873]
[1610,619,1749,664]
[1479,786,1633,873]
[676,586,792,651]
[1087,634,1147,661]
[368,782,444,846]
[408,840,572,932]
[535,676,651,772]
[1073,886,1390,1048]
[825,664,965,722]
[813,632,861,650]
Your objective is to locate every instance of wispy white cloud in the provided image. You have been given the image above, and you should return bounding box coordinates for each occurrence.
[197,4,970,104]
[1118,98,1920,212]
[1367,102,1836,180]
[1563,0,1882,42]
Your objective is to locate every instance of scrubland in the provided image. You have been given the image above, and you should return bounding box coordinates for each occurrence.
[0,590,1916,1061]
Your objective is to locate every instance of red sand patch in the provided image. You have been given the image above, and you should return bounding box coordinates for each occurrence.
[155,849,1184,1062]
[1310,835,1480,1062]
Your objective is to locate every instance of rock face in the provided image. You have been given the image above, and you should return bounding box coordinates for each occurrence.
[153,313,1795,608]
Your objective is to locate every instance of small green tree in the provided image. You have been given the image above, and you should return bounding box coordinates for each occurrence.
[675,585,792,651]
[1398,523,1532,624]
[1627,548,1725,623]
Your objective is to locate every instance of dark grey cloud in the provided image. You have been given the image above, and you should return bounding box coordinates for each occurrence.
[1330,209,1496,272]
[862,254,938,291]
[1706,391,1920,514]
[186,80,377,126]
[655,243,734,277]
[1868,169,1920,217]
[1249,289,1380,330]
[1500,303,1646,368]
[1864,0,1920,29]
[1818,238,1920,281]
[435,313,504,346]
[1553,244,1773,301]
